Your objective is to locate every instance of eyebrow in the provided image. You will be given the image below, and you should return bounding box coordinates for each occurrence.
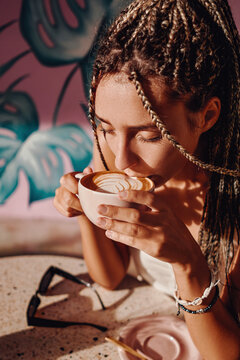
[95,114,159,131]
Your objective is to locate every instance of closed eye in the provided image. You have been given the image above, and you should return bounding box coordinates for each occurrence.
[137,130,162,143]
[99,128,115,137]
[137,135,162,143]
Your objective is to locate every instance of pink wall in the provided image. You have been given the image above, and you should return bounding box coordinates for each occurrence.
[0,0,93,219]
[228,0,240,30]
[0,0,239,220]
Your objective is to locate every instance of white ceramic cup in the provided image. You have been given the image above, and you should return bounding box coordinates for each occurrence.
[75,171,154,226]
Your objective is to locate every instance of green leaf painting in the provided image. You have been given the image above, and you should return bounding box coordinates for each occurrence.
[20,0,112,65]
[0,0,131,206]
[0,124,92,204]
[0,79,92,204]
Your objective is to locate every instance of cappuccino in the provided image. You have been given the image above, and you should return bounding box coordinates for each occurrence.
[81,171,154,194]
[75,171,154,226]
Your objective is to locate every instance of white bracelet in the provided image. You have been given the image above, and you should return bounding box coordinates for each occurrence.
[174,272,220,307]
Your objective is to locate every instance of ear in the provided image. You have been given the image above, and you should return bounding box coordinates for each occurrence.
[199,97,221,133]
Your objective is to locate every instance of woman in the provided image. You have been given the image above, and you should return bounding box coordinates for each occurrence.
[54,0,240,358]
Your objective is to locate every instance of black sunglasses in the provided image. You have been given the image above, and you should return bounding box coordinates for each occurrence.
[27,266,107,332]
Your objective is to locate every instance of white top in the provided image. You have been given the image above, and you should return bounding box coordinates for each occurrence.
[129,248,176,297]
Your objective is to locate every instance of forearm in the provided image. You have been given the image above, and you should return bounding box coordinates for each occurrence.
[78,215,130,290]
[173,260,240,360]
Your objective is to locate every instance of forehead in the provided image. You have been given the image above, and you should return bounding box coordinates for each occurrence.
[95,73,172,121]
[96,73,168,99]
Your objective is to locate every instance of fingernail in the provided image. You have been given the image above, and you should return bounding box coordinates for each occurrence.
[106,230,115,239]
[96,217,107,227]
[98,205,108,215]
[119,191,127,199]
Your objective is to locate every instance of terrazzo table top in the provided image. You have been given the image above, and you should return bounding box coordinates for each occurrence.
[0,255,176,360]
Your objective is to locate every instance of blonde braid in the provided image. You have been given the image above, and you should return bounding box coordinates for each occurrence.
[176,0,189,40]
[197,0,240,171]
[198,0,233,46]
[159,3,179,74]
[125,6,154,48]
[129,71,240,177]
[88,75,109,171]
[108,0,144,43]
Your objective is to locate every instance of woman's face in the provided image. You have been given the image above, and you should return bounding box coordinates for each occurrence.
[95,74,203,186]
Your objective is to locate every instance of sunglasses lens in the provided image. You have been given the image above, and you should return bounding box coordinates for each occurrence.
[38,268,54,294]
[27,295,40,318]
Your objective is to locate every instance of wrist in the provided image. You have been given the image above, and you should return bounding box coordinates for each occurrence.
[172,258,212,305]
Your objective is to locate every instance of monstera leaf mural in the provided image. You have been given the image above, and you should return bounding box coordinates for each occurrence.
[0,79,92,204]
[0,21,31,77]
[20,0,113,65]
[0,0,132,206]
[20,0,132,94]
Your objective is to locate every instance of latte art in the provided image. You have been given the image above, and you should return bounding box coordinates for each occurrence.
[76,171,155,226]
[81,171,154,194]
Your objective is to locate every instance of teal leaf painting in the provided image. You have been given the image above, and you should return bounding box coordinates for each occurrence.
[19,0,113,66]
[0,80,92,204]
[19,0,132,95]
[0,124,92,204]
[0,77,38,141]
[0,20,31,77]
[0,0,133,206]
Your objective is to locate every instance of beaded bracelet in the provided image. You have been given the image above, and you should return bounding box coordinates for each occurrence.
[174,272,219,307]
[177,285,219,315]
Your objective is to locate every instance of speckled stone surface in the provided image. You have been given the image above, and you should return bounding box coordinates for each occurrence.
[0,255,176,360]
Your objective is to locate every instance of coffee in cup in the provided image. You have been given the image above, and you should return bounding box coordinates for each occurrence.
[81,171,154,193]
[75,171,154,226]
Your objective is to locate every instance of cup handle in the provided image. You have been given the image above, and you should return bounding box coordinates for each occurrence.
[75,173,84,199]
[75,173,84,180]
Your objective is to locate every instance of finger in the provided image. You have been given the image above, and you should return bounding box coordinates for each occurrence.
[55,186,83,212]
[119,190,161,211]
[96,217,151,239]
[60,172,79,194]
[62,168,93,192]
[104,229,150,252]
[53,196,82,217]
[83,167,93,175]
[97,204,164,227]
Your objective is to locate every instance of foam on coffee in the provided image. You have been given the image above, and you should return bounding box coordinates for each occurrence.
[81,171,154,194]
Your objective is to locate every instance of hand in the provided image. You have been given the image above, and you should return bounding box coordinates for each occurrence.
[53,167,93,217]
[96,190,204,267]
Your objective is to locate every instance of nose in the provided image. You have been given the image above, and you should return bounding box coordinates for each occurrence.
[114,136,137,171]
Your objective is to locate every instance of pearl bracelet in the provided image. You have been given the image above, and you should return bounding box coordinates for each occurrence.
[177,285,219,315]
[174,272,220,307]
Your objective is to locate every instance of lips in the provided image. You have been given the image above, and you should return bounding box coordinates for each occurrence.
[124,170,149,178]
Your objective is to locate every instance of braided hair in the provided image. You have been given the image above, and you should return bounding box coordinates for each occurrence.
[88,0,240,284]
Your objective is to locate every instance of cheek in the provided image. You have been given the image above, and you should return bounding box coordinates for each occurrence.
[179,127,201,154]
[104,135,117,154]
[146,141,188,175]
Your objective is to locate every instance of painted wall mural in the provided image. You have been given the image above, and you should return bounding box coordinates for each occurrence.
[0,0,239,219]
[0,0,131,218]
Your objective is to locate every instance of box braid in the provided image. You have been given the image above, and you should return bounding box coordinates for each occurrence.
[88,0,240,293]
